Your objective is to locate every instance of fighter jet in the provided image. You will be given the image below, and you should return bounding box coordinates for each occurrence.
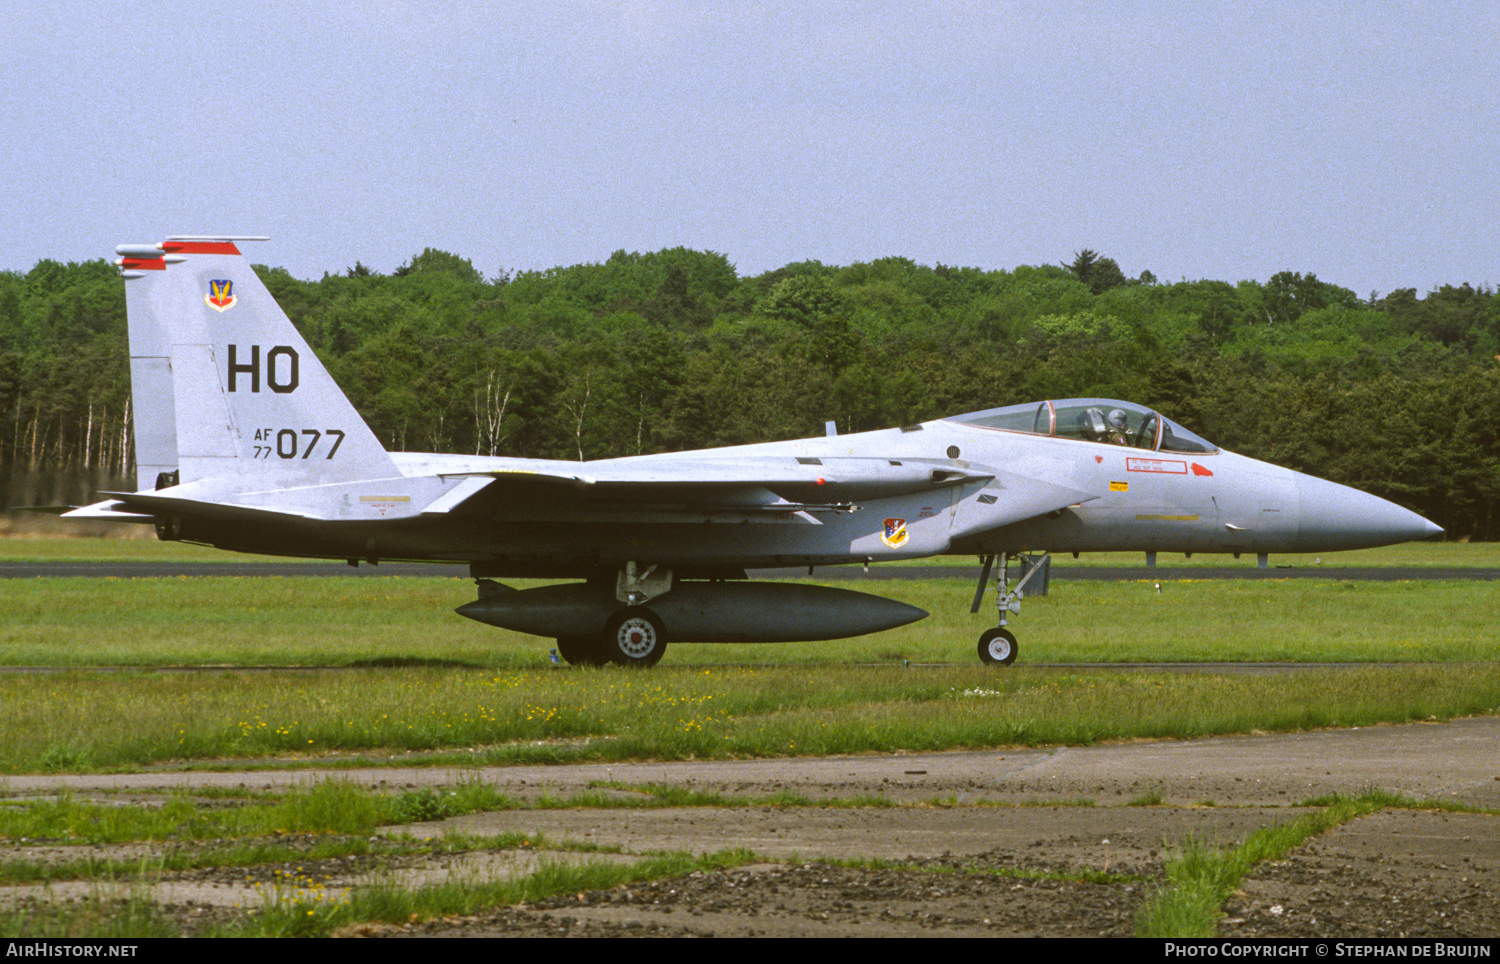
[65,237,1443,667]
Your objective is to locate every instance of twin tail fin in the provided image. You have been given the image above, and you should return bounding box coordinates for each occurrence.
[116,237,397,492]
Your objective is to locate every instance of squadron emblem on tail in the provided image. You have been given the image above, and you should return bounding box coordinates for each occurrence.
[205,279,236,312]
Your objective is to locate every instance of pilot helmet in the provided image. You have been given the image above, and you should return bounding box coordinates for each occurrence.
[1107,409,1129,431]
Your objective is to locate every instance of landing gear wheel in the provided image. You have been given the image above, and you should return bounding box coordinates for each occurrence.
[978,628,1018,666]
[556,635,609,667]
[603,607,666,667]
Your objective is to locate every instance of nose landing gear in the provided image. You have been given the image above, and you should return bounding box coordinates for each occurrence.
[971,553,1049,666]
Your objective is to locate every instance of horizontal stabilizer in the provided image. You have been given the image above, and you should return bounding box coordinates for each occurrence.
[101,490,330,523]
[59,500,157,522]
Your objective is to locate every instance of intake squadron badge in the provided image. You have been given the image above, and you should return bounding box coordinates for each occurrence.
[881,517,908,548]
[205,279,236,312]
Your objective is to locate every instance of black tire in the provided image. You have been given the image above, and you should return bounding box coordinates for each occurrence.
[556,635,608,667]
[978,627,1018,666]
[603,607,667,667]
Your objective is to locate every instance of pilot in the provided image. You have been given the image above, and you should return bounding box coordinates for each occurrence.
[1107,408,1131,445]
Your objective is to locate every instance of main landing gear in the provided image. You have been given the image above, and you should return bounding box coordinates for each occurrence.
[971,553,1050,666]
[555,608,666,667]
[555,563,671,668]
[602,606,666,667]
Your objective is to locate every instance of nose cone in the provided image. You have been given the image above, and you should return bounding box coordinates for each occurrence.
[1296,474,1443,551]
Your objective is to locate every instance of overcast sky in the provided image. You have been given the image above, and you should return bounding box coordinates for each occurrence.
[3,1,1495,297]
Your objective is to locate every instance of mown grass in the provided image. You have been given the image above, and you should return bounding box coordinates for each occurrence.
[0,539,1493,773]
[2,573,1495,667]
[0,531,284,563]
[1,663,1496,774]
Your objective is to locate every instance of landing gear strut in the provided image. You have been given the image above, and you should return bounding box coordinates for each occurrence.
[600,562,671,667]
[971,553,1050,666]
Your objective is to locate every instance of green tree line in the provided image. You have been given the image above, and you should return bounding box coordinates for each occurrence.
[3,247,1497,539]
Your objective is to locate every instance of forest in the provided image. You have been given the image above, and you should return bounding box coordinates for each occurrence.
[2,247,1497,540]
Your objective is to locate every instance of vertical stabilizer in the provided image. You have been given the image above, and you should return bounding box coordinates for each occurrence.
[116,244,178,492]
[115,238,397,489]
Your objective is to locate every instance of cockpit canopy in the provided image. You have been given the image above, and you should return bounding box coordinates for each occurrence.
[950,399,1217,454]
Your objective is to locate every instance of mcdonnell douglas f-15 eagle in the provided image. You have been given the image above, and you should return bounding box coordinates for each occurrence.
[64,238,1443,666]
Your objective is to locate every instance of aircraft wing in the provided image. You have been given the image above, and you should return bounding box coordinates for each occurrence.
[63,455,995,525]
[70,455,1087,533]
[429,456,996,516]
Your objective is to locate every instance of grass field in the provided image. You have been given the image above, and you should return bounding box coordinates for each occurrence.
[0,536,1494,773]
[4,662,1497,775]
[2,572,1493,667]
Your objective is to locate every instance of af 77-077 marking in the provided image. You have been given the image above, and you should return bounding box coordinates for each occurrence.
[65,237,1443,666]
